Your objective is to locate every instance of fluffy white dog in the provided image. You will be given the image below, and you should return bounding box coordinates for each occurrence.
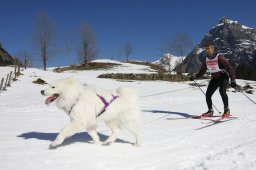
[41,77,141,148]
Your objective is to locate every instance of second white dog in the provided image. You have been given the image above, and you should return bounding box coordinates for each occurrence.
[41,77,141,148]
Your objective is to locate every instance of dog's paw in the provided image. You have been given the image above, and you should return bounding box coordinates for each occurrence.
[48,145,58,150]
[88,140,101,145]
[102,142,111,146]
[94,141,101,145]
[133,142,141,147]
[102,141,113,146]
[50,141,61,148]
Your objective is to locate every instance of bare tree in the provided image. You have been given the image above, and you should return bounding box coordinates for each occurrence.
[171,32,193,74]
[64,38,73,66]
[110,46,123,61]
[124,42,132,62]
[78,23,98,65]
[110,53,115,60]
[160,38,175,55]
[33,11,56,70]
[116,46,122,61]
[16,50,34,68]
[174,57,183,73]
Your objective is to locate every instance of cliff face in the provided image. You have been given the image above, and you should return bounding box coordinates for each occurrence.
[184,17,256,78]
[0,45,15,66]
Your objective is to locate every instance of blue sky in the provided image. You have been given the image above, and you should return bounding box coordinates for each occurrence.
[1,0,256,67]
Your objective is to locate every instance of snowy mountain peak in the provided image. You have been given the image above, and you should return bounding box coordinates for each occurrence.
[219,16,237,25]
[218,16,253,31]
[153,53,184,71]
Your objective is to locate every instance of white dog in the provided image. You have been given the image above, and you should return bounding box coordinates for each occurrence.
[41,77,141,148]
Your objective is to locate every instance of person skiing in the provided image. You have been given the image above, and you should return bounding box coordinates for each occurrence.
[189,42,238,118]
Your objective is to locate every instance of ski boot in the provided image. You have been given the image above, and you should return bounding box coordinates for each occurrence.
[201,109,214,117]
[222,108,231,118]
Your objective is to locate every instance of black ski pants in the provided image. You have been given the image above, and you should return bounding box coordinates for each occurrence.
[206,75,229,111]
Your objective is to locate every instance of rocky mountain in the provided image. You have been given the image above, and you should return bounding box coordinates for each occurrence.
[0,45,15,66]
[153,53,184,72]
[184,16,256,80]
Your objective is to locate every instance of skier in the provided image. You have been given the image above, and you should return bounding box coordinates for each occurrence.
[189,42,238,118]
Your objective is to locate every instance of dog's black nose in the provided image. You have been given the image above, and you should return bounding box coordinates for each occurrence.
[41,90,45,95]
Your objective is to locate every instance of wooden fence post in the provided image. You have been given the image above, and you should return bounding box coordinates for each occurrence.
[0,78,4,91]
[7,71,12,86]
[18,65,20,75]
[14,66,17,80]
[3,73,9,90]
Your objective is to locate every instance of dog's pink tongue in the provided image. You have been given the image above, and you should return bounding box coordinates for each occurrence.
[45,95,55,105]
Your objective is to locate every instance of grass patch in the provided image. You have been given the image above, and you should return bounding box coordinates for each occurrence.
[241,84,254,94]
[53,62,120,73]
[98,73,189,82]
[188,83,207,87]
[32,78,47,85]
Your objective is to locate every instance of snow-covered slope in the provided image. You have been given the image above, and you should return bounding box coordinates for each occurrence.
[0,61,256,170]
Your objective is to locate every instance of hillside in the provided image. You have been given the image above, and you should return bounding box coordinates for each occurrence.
[0,46,15,66]
[0,61,256,170]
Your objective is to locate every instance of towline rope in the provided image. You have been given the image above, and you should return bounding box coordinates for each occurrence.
[140,86,194,98]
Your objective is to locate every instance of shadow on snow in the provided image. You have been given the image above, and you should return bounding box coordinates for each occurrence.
[17,131,133,148]
[143,109,198,118]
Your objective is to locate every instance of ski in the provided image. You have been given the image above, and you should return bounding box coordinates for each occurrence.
[202,115,234,124]
[167,116,202,120]
[167,115,220,120]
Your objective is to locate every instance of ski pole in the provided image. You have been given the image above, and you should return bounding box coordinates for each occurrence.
[193,80,221,114]
[239,90,256,105]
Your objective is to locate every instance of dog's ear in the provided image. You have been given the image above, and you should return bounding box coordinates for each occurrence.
[67,76,75,83]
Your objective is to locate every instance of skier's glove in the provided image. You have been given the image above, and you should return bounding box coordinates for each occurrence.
[231,80,237,88]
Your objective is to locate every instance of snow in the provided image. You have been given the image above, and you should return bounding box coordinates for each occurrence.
[241,40,252,46]
[1,61,256,170]
[92,59,123,64]
[153,54,185,72]
[0,66,15,79]
[242,25,253,30]
[216,18,254,30]
[226,19,238,25]
[216,23,224,27]
[197,47,204,55]
[93,59,157,74]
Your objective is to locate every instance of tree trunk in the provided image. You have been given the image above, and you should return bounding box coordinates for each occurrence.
[42,45,47,71]
[83,42,88,66]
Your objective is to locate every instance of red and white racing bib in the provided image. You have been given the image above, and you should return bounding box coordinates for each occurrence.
[206,54,222,73]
